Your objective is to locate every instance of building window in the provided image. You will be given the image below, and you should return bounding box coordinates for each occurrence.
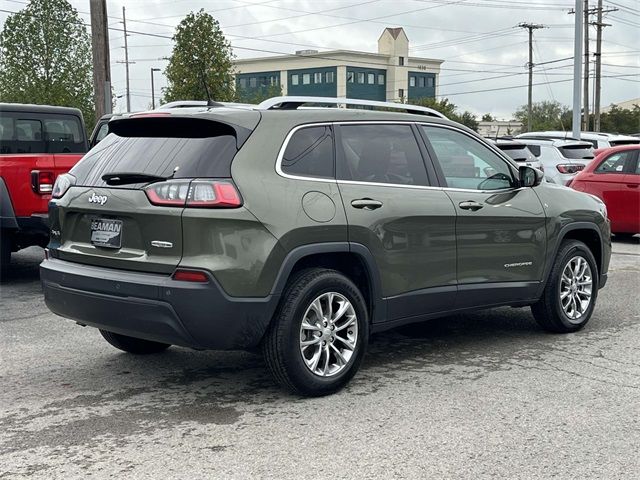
[399,56,405,66]
[347,71,354,83]
[249,77,257,88]
[291,74,299,86]
[326,71,335,83]
[259,76,268,87]
[367,73,375,84]
[239,78,247,89]
[427,77,434,87]
[378,74,385,85]
[399,88,404,99]
[409,76,416,87]
[357,72,365,84]
[303,73,311,85]
[314,72,322,84]
[270,75,278,86]
[418,76,425,88]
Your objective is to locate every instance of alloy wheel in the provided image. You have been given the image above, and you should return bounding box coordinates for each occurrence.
[559,255,593,323]
[299,292,358,377]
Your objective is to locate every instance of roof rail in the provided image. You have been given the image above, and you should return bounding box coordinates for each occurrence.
[257,96,447,119]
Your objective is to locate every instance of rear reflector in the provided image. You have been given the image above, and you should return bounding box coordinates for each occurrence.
[31,170,55,194]
[144,180,242,208]
[556,164,585,174]
[172,269,209,282]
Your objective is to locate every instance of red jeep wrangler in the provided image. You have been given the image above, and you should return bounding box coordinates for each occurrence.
[0,103,88,271]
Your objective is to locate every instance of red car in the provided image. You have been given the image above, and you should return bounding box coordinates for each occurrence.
[1,103,88,271]
[568,144,640,236]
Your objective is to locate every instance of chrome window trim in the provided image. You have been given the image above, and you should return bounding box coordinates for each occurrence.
[275,121,523,194]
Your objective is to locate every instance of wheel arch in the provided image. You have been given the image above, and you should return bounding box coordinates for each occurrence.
[542,222,605,291]
[270,242,385,324]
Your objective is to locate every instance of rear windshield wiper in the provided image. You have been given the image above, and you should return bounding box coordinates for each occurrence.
[102,172,168,186]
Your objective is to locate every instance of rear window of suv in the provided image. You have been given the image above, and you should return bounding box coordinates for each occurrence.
[71,117,240,187]
[559,145,594,160]
[0,112,85,154]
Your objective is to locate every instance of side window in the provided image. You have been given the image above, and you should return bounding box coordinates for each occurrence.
[595,151,631,173]
[94,123,109,145]
[421,126,514,190]
[281,125,334,178]
[337,124,429,186]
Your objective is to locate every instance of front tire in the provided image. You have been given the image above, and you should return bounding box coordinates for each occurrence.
[263,268,369,396]
[99,330,171,354]
[532,240,598,333]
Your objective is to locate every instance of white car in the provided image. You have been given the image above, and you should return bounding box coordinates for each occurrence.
[516,131,639,149]
[515,138,594,185]
[488,139,544,172]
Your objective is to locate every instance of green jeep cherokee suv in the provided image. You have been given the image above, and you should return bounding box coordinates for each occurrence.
[41,97,611,396]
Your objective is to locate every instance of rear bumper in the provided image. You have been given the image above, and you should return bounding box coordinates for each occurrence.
[40,258,280,350]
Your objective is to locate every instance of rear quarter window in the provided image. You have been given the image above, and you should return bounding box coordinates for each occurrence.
[280,125,334,178]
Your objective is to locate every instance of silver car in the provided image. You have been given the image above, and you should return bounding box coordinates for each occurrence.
[515,138,594,185]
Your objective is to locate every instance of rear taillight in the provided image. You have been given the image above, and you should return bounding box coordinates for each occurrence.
[172,269,209,282]
[556,164,584,174]
[31,170,55,194]
[144,180,242,208]
[51,173,76,199]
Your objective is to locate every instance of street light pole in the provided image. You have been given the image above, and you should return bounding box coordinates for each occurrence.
[572,0,584,139]
[150,68,161,109]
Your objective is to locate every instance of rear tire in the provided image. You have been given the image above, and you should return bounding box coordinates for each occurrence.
[531,240,598,333]
[99,330,171,354]
[263,268,369,397]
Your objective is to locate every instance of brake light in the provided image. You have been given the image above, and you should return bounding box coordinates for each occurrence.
[556,164,584,174]
[144,180,242,208]
[31,170,55,194]
[172,269,209,282]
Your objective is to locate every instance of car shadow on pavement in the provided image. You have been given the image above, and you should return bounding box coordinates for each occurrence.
[0,247,43,284]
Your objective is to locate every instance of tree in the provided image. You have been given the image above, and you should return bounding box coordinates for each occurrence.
[0,0,95,129]
[513,100,570,132]
[599,104,640,134]
[162,10,235,103]
[481,113,496,122]
[409,97,479,131]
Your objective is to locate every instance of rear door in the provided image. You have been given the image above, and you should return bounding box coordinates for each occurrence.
[335,122,457,321]
[419,125,547,308]
[51,116,247,274]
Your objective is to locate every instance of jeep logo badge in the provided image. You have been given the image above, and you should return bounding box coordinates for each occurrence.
[88,193,108,205]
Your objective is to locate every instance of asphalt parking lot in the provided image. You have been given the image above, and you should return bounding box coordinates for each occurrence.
[1,238,639,479]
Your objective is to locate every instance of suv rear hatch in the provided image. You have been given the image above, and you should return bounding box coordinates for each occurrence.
[49,113,259,274]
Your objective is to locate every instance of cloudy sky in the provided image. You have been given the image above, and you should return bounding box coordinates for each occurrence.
[1,0,639,118]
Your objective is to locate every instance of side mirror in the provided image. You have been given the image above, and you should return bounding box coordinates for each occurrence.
[519,166,543,187]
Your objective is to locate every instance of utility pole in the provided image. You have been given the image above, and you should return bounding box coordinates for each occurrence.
[583,0,590,131]
[150,68,161,109]
[518,23,545,132]
[122,6,131,112]
[572,0,583,139]
[592,0,616,131]
[89,0,112,119]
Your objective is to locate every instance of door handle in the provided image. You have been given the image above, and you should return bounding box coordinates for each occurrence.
[351,198,383,210]
[459,200,484,211]
[627,184,638,188]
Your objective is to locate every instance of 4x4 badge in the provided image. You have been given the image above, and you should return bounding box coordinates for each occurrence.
[88,193,108,205]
